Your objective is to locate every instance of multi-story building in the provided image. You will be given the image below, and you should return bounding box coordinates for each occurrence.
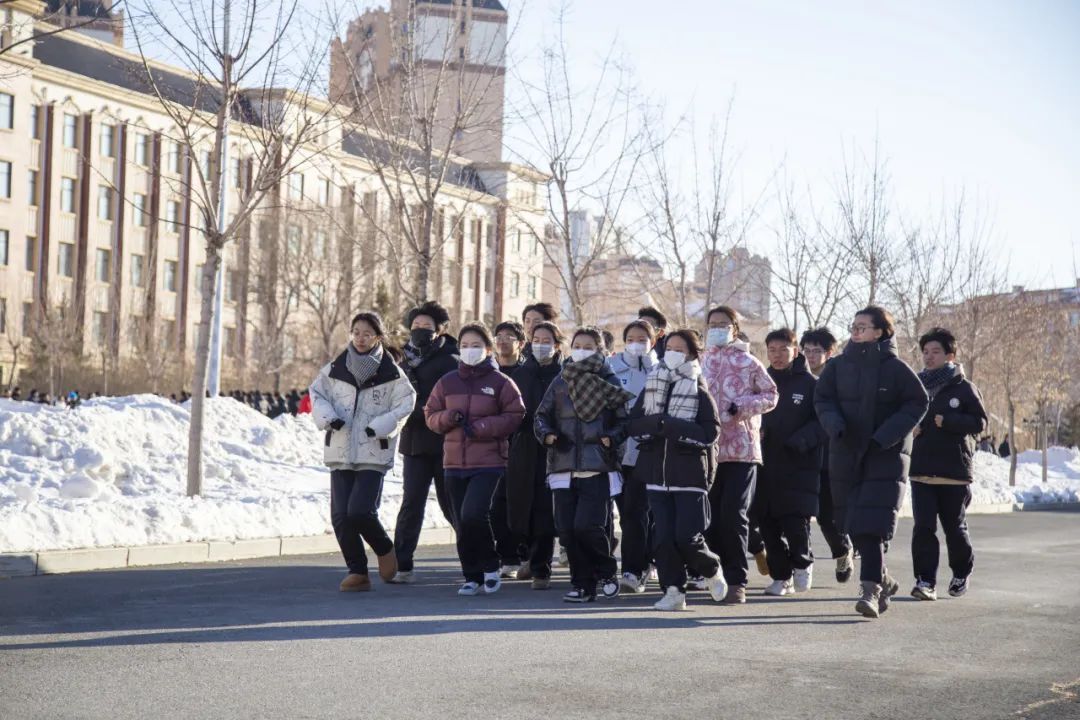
[0,0,544,392]
[694,246,771,325]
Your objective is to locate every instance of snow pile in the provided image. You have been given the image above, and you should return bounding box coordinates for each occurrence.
[0,395,449,554]
[972,448,1080,504]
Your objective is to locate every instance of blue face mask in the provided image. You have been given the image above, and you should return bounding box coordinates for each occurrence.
[707,328,731,348]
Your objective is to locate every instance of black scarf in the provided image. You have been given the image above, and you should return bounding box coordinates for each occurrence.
[918,363,961,400]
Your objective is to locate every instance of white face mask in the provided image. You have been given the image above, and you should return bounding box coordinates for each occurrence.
[571,348,597,364]
[663,351,687,369]
[532,343,555,361]
[707,328,731,348]
[460,347,487,366]
[624,342,648,358]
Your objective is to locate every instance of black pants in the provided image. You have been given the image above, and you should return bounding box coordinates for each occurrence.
[615,465,652,577]
[649,490,720,593]
[554,478,617,590]
[760,514,814,581]
[911,482,974,586]
[705,462,757,587]
[330,469,394,575]
[492,474,525,566]
[853,533,886,584]
[394,454,454,572]
[528,483,557,579]
[446,469,502,583]
[817,470,852,559]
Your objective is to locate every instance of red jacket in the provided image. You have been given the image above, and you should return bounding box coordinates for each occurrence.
[298,393,312,414]
[425,358,525,470]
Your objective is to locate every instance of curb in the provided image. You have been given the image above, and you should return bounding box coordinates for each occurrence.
[0,526,456,579]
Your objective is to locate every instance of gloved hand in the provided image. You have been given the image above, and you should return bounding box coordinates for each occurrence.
[451,410,466,427]
[329,419,346,431]
[727,402,739,416]
[364,427,377,438]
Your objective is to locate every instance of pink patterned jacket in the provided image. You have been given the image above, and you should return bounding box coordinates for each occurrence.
[702,341,779,465]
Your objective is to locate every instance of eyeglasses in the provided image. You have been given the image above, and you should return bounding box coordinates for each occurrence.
[351,331,377,340]
[849,325,874,334]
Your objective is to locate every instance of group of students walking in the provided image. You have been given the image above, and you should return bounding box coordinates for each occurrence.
[308,299,986,618]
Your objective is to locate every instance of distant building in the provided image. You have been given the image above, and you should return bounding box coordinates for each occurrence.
[694,247,771,324]
[42,0,124,46]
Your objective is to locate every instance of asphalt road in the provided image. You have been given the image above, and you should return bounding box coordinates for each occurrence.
[1,511,1078,720]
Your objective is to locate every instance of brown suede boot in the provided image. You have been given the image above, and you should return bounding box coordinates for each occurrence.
[377,549,398,582]
[722,585,747,605]
[754,550,770,576]
[340,573,372,592]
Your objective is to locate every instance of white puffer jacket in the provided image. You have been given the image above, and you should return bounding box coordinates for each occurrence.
[309,348,416,470]
[608,349,656,466]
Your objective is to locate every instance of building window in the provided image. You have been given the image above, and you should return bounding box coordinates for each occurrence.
[528,275,538,299]
[0,228,8,265]
[510,272,520,298]
[224,326,236,357]
[27,169,38,206]
[314,230,328,259]
[0,93,12,130]
[130,253,144,287]
[95,248,111,283]
[99,124,115,158]
[29,105,40,140]
[92,311,109,345]
[318,177,331,205]
[22,302,32,337]
[466,264,474,290]
[166,200,180,233]
[231,157,242,189]
[484,268,492,292]
[24,236,35,272]
[532,234,540,256]
[97,186,114,221]
[134,133,149,166]
[168,142,182,174]
[225,269,240,302]
[133,193,148,227]
[61,177,75,212]
[288,172,304,201]
[164,260,178,292]
[200,149,212,179]
[57,242,74,277]
[0,160,11,198]
[287,225,301,255]
[194,263,205,294]
[513,228,522,253]
[62,113,77,148]
[0,298,5,335]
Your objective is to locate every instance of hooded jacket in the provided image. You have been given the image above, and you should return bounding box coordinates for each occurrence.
[910,365,987,482]
[814,336,929,539]
[701,340,779,465]
[399,335,460,457]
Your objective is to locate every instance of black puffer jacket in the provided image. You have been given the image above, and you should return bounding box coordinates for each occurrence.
[533,365,628,475]
[910,367,987,482]
[759,354,824,518]
[399,335,459,457]
[505,354,563,534]
[814,337,928,540]
[627,374,720,491]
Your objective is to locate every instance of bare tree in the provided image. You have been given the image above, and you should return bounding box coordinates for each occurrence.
[128,0,343,496]
[4,322,24,393]
[28,300,80,399]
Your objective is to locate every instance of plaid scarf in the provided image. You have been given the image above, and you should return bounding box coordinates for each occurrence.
[403,335,447,369]
[918,362,961,400]
[346,343,383,388]
[642,359,701,421]
[562,352,634,423]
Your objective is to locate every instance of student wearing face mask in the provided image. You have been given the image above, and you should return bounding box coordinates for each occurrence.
[425,324,527,596]
[701,306,778,604]
[391,301,460,584]
[505,321,566,588]
[608,319,659,593]
[534,327,633,602]
[491,321,529,578]
[909,327,986,601]
[638,306,669,359]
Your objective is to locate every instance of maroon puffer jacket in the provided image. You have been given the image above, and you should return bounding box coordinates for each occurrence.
[424,357,526,470]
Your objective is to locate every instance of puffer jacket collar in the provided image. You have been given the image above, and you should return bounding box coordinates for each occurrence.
[458,355,498,380]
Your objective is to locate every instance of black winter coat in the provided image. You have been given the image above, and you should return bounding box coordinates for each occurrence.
[505,355,563,534]
[814,337,928,540]
[533,365,629,476]
[399,336,460,457]
[627,376,720,491]
[759,354,824,518]
[910,368,987,482]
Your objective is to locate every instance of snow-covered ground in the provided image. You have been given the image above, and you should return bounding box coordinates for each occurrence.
[1,395,1077,554]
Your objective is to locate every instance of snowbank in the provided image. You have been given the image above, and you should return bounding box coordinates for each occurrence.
[0,395,449,554]
[2,396,1078,554]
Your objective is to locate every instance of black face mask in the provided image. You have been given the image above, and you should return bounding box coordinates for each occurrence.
[410,328,436,349]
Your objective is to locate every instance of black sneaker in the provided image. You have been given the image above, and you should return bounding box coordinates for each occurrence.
[948,575,970,597]
[563,587,595,603]
[599,577,620,598]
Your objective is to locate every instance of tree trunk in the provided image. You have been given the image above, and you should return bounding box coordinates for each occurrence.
[186,246,223,497]
[1008,400,1017,487]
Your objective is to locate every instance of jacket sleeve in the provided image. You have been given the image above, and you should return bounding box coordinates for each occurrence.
[533,381,559,444]
[871,362,930,449]
[733,358,779,420]
[813,362,846,440]
[471,378,527,439]
[940,381,989,437]
[308,368,340,431]
[627,391,663,438]
[424,378,458,434]
[663,386,720,448]
[604,395,630,447]
[367,373,418,438]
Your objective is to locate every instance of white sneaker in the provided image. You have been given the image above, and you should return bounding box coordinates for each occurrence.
[687,575,708,591]
[764,578,793,596]
[793,565,813,593]
[483,571,502,594]
[499,564,520,580]
[389,570,416,584]
[647,565,658,582]
[458,581,481,596]
[554,546,568,567]
[911,581,937,601]
[619,572,646,594]
[654,586,687,611]
[704,572,729,603]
